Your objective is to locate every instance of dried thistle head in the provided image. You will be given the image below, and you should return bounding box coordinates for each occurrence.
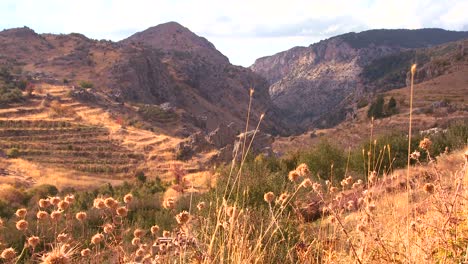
[288,170,300,182]
[58,200,70,211]
[16,219,28,231]
[132,237,141,246]
[64,195,75,204]
[300,179,313,189]
[57,233,69,243]
[37,210,49,220]
[103,223,114,234]
[419,137,432,151]
[116,206,128,217]
[163,230,171,238]
[15,208,27,218]
[133,228,145,238]
[91,233,104,245]
[150,225,160,235]
[38,198,51,208]
[28,236,40,248]
[276,192,290,206]
[49,196,61,206]
[411,64,417,75]
[1,247,16,260]
[81,248,91,257]
[104,197,118,208]
[124,193,133,204]
[410,150,421,160]
[75,212,87,222]
[263,192,275,203]
[176,211,191,225]
[329,186,338,194]
[296,163,310,177]
[41,243,76,264]
[93,198,105,209]
[50,210,62,222]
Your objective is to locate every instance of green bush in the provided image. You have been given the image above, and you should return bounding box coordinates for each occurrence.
[79,80,94,89]
[6,148,20,158]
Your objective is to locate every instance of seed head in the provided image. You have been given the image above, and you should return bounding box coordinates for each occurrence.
[176,211,191,225]
[16,219,28,231]
[104,197,118,208]
[50,210,62,221]
[81,248,91,257]
[419,137,432,151]
[131,237,141,246]
[103,224,114,234]
[49,196,61,206]
[57,233,69,243]
[28,236,40,248]
[93,198,105,209]
[300,179,313,188]
[276,192,289,205]
[15,208,27,218]
[116,206,128,217]
[411,64,417,75]
[296,163,310,177]
[64,195,75,204]
[75,212,87,222]
[124,193,133,204]
[39,198,51,208]
[263,192,275,203]
[150,225,160,235]
[37,210,48,220]
[288,170,300,182]
[91,233,104,244]
[58,200,70,211]
[1,248,16,260]
[41,244,73,264]
[134,228,145,238]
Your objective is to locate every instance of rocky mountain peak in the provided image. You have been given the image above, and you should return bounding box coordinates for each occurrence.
[0,26,36,37]
[121,21,229,64]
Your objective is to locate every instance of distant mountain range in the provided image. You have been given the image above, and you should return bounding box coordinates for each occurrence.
[1,24,467,135]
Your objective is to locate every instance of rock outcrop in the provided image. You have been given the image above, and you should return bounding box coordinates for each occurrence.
[251,29,468,130]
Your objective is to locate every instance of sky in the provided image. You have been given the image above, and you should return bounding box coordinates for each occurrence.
[1,0,468,66]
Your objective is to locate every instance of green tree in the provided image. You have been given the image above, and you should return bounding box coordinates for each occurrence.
[368,95,385,119]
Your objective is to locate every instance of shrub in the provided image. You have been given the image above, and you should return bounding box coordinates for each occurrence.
[367,95,385,118]
[6,148,19,158]
[79,80,94,89]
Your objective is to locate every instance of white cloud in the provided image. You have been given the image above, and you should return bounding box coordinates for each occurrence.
[0,0,467,66]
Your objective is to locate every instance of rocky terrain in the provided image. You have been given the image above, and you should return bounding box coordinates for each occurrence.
[0,22,288,136]
[251,28,468,130]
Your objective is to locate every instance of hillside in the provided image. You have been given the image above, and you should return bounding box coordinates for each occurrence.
[0,23,288,135]
[251,28,468,130]
[273,60,468,153]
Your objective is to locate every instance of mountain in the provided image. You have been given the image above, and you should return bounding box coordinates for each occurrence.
[0,23,289,135]
[251,28,468,130]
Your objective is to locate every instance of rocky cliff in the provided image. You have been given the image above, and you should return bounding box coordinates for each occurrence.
[251,28,468,130]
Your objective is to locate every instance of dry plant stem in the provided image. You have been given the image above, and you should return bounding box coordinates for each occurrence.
[406,64,416,263]
[316,191,363,264]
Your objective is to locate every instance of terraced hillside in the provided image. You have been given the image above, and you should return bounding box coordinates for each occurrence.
[0,83,205,190]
